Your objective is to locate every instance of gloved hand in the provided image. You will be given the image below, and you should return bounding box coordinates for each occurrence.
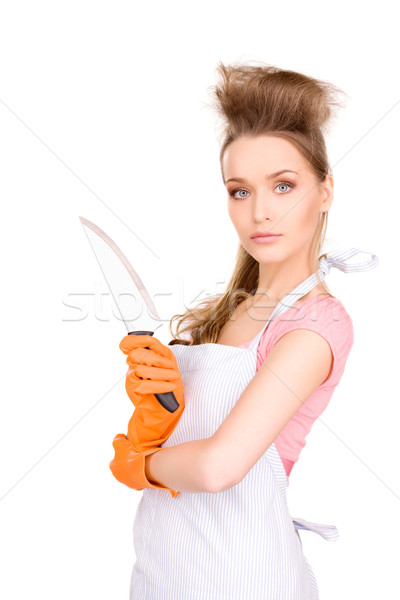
[118,334,185,452]
[109,434,180,498]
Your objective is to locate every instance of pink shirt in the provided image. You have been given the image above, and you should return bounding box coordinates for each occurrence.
[187,296,354,486]
[237,296,354,485]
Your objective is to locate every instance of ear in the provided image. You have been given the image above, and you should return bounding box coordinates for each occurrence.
[319,173,334,213]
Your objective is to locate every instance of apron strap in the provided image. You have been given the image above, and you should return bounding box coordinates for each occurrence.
[247,246,379,353]
[318,247,379,276]
[269,247,379,322]
[292,517,340,541]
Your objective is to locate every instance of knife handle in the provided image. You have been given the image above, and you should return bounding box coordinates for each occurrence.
[127,331,180,413]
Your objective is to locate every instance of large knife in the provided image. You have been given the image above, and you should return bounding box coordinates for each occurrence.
[79,216,179,413]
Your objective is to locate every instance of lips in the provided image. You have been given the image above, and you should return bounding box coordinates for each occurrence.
[251,232,282,239]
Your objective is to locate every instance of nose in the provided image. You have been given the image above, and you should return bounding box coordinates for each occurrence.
[251,189,275,222]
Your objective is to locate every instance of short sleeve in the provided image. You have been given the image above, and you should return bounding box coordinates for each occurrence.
[259,297,354,389]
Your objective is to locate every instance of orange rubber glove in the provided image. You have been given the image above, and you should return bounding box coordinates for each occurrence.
[109,334,184,498]
[109,434,180,498]
[118,334,185,452]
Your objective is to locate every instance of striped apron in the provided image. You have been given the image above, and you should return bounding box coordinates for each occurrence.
[130,248,378,599]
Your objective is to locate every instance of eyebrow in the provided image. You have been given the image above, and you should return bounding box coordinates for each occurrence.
[224,169,299,184]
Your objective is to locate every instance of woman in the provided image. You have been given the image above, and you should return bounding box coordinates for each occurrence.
[110,61,378,599]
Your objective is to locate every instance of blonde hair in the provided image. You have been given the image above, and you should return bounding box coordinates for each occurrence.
[168,60,347,346]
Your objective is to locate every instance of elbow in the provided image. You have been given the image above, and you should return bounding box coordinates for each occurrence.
[204,470,229,494]
[202,437,239,494]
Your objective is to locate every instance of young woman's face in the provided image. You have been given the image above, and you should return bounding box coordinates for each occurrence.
[222,135,333,265]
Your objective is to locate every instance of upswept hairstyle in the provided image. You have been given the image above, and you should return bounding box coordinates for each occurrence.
[168,60,347,347]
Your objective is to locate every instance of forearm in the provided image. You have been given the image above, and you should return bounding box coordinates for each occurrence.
[145,438,213,494]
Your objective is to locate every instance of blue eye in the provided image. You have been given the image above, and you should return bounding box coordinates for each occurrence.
[229,188,249,199]
[275,182,294,193]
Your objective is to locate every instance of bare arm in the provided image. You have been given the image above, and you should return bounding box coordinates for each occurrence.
[207,329,334,491]
[144,437,215,494]
[145,328,333,495]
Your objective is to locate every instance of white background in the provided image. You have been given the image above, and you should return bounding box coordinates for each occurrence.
[0,1,398,598]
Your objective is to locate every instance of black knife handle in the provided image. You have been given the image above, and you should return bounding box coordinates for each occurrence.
[127,330,180,413]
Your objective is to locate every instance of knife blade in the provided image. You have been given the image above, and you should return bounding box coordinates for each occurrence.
[79,216,179,413]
